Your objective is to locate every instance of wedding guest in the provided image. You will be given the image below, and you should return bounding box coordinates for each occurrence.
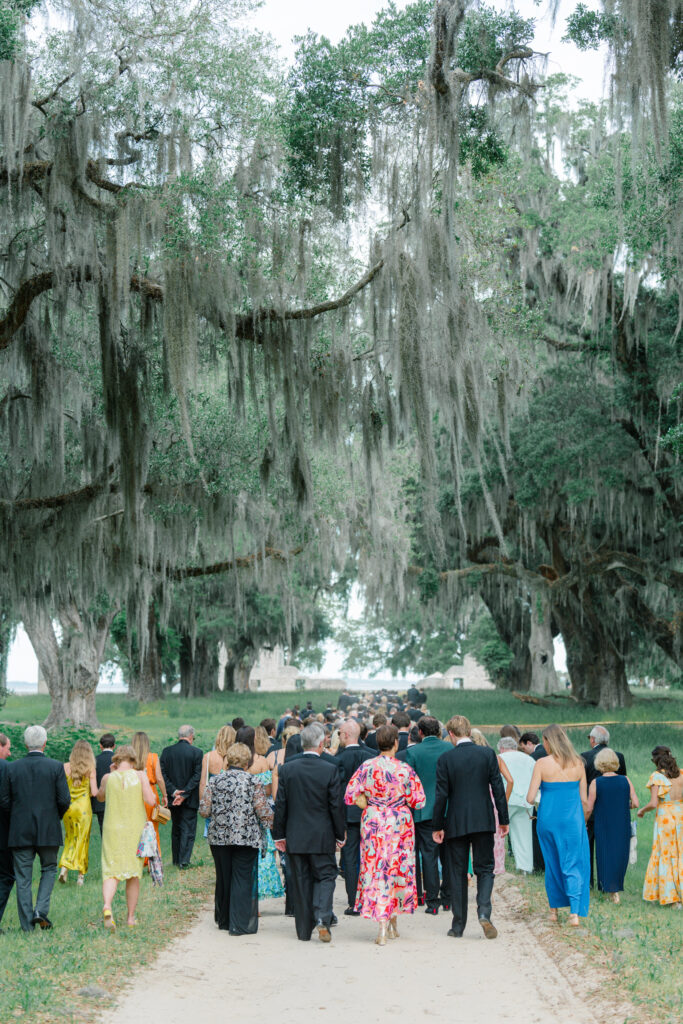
[160,725,203,869]
[432,717,509,940]
[581,726,627,886]
[519,732,545,761]
[335,718,373,916]
[364,713,387,751]
[98,745,155,928]
[0,733,14,928]
[471,729,513,876]
[500,724,521,742]
[91,733,115,834]
[273,723,346,943]
[199,726,236,805]
[199,743,273,934]
[638,746,683,908]
[585,748,638,903]
[391,712,411,751]
[250,734,283,902]
[132,731,167,858]
[345,724,426,946]
[58,740,98,886]
[404,716,451,915]
[497,736,535,873]
[527,724,590,926]
[0,725,70,931]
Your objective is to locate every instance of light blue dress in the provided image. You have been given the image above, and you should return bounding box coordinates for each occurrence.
[253,770,284,899]
[537,780,590,915]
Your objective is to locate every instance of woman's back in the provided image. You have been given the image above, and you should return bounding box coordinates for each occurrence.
[538,755,584,783]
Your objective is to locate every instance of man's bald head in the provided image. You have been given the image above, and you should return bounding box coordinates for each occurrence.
[340,719,361,745]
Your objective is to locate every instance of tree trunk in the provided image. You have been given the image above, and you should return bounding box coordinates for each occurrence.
[554,592,632,709]
[179,634,219,697]
[224,639,256,692]
[481,581,533,691]
[128,603,164,702]
[528,591,559,695]
[21,601,115,728]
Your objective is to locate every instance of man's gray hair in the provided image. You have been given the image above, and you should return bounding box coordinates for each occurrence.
[0,732,8,747]
[590,725,610,745]
[24,725,47,751]
[498,736,518,752]
[301,722,326,750]
[178,724,195,739]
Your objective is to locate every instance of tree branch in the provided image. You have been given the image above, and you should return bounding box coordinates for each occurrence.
[169,546,304,580]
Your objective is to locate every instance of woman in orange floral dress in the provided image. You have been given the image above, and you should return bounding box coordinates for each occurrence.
[638,746,683,908]
[132,731,168,855]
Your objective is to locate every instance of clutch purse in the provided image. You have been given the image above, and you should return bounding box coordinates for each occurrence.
[152,804,171,825]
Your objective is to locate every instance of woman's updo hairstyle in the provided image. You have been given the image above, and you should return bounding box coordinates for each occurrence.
[225,743,252,770]
[652,746,680,779]
[376,724,399,752]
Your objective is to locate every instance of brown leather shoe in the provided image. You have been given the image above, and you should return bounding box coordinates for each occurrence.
[479,918,498,939]
[317,924,332,943]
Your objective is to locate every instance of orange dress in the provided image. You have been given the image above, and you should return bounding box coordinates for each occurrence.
[144,752,161,854]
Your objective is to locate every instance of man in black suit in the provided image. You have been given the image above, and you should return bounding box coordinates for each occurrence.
[273,722,346,942]
[432,715,509,940]
[0,725,71,931]
[581,725,627,886]
[335,719,373,916]
[363,712,386,751]
[160,725,203,869]
[91,733,115,835]
[0,732,14,930]
[391,711,411,751]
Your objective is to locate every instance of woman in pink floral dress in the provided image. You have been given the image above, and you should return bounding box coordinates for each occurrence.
[344,724,426,946]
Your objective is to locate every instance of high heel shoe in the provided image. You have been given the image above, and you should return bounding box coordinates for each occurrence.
[568,913,580,927]
[388,916,399,939]
[103,908,116,930]
[77,874,85,887]
[58,867,68,884]
[375,922,388,946]
[610,892,620,905]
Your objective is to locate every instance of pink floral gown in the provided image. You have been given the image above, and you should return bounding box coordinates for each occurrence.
[344,755,426,921]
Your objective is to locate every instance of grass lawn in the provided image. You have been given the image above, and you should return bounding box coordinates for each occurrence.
[1,687,682,1021]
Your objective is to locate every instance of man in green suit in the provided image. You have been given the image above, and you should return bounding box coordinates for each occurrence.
[405,716,452,914]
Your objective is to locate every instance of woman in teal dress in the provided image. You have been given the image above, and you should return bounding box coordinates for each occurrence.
[251,726,284,899]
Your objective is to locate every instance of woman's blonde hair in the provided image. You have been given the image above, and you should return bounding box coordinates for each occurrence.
[281,725,300,749]
[595,748,620,774]
[215,726,236,758]
[254,726,270,756]
[225,743,251,770]
[69,740,95,785]
[131,731,151,769]
[470,728,489,748]
[542,724,582,770]
[112,744,139,770]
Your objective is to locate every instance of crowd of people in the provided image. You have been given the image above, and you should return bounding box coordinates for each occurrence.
[0,690,681,942]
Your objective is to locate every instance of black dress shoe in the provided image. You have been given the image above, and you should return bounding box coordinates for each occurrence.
[425,906,439,915]
[32,914,53,930]
[417,894,426,906]
[344,907,360,916]
[330,913,338,926]
[447,928,463,937]
[441,902,451,911]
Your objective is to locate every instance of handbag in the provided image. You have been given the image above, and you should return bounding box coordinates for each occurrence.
[137,820,159,859]
[629,820,638,866]
[152,804,171,825]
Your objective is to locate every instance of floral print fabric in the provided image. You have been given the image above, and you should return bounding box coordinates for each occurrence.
[642,771,683,906]
[344,755,426,921]
[200,769,273,850]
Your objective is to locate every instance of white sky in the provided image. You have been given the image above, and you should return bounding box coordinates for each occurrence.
[7,0,594,684]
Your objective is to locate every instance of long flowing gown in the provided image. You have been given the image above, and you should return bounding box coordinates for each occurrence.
[253,769,284,899]
[593,775,630,893]
[101,769,147,881]
[345,755,426,921]
[537,780,590,916]
[59,774,93,875]
[143,752,162,860]
[642,771,683,906]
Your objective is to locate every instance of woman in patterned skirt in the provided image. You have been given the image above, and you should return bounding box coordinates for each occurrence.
[345,724,426,946]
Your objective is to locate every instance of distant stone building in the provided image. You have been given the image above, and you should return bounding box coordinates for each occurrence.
[421,654,495,691]
[248,647,306,692]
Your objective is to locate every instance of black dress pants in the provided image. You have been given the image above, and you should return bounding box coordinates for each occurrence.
[415,820,450,909]
[0,844,15,925]
[343,823,361,908]
[210,844,258,934]
[287,851,337,940]
[445,832,495,935]
[170,804,198,866]
[12,845,58,932]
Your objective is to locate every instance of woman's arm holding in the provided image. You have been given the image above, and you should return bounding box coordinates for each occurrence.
[526,761,542,807]
[585,779,596,818]
[637,786,658,817]
[138,772,156,806]
[89,768,99,797]
[96,773,109,803]
[498,756,513,802]
[271,762,278,802]
[198,753,209,802]
[253,782,274,829]
[627,777,639,809]
[579,770,589,815]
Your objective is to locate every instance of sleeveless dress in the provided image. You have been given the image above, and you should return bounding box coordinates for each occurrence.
[593,775,630,893]
[143,752,161,855]
[253,769,284,899]
[537,780,590,915]
[345,755,426,920]
[59,774,93,875]
[642,771,683,905]
[101,769,147,881]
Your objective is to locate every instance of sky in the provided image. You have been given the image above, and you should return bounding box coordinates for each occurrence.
[7,0,596,684]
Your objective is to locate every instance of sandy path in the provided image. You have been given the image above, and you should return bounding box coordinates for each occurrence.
[102,876,618,1024]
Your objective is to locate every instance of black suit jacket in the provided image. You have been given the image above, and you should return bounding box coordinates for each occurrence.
[432,741,509,838]
[0,751,71,847]
[397,732,409,751]
[272,753,345,853]
[364,731,378,751]
[581,744,627,788]
[160,740,203,809]
[336,744,374,823]
[91,749,113,814]
[531,745,546,761]
[0,759,9,849]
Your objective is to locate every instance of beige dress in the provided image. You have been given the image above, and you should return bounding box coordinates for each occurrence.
[101,769,147,880]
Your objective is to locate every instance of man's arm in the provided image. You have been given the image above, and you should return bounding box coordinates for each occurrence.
[431,755,448,834]
[159,748,176,799]
[183,748,203,799]
[328,767,346,845]
[489,750,509,828]
[0,762,9,812]
[55,764,71,818]
[272,767,288,847]
[618,752,627,776]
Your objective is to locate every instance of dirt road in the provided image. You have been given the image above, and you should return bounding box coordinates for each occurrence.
[102,876,630,1024]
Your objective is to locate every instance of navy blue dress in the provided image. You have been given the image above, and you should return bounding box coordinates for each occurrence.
[593,775,630,893]
[537,780,590,915]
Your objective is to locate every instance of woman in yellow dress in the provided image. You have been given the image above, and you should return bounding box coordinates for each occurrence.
[98,745,156,928]
[638,746,683,908]
[58,740,98,886]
